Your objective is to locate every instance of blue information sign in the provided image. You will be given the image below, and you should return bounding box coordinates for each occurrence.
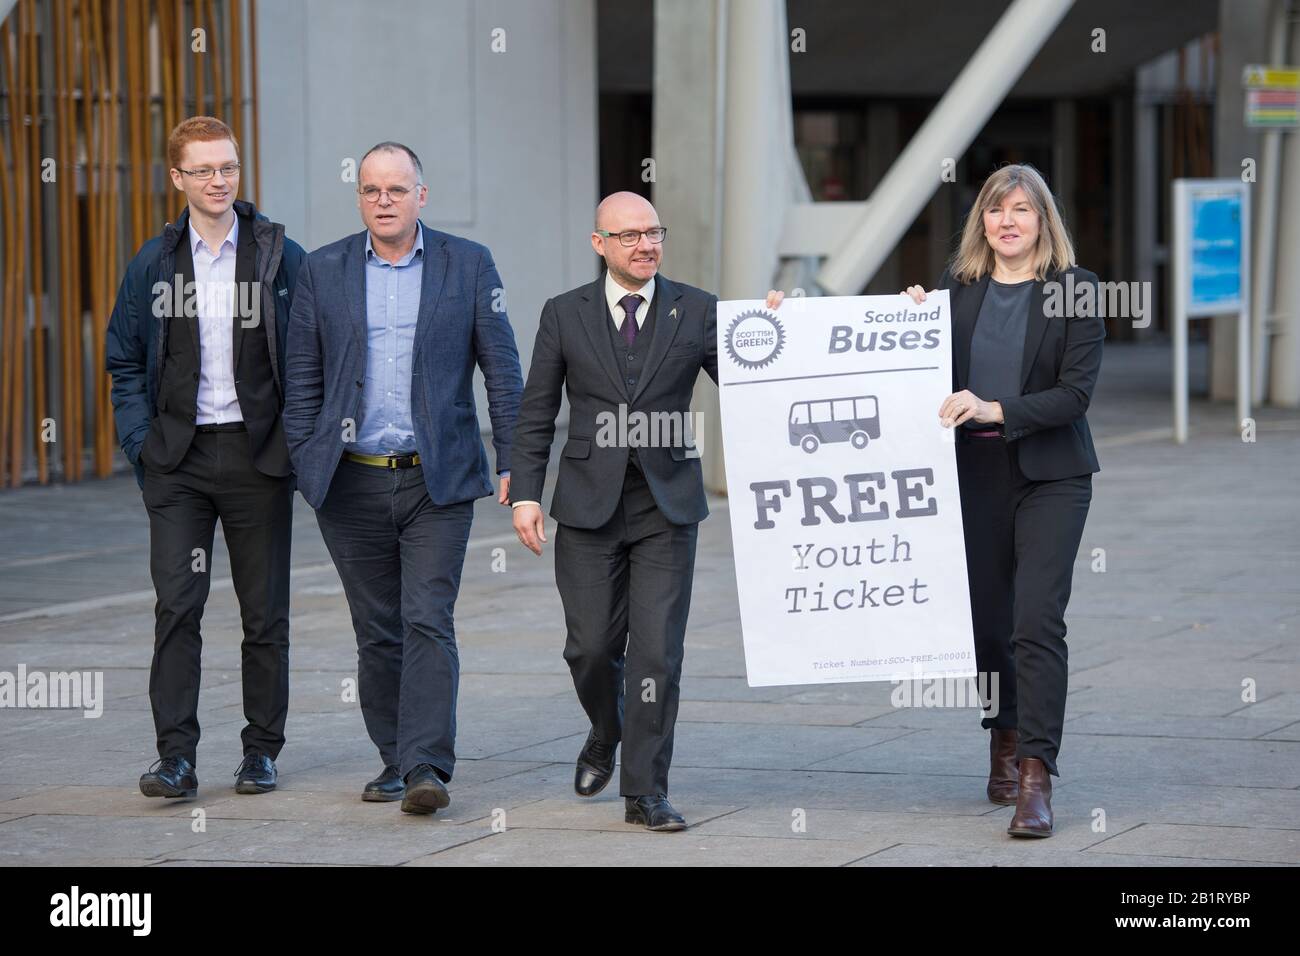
[1188,192,1244,313]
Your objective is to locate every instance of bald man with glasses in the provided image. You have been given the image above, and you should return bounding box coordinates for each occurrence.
[510,191,782,831]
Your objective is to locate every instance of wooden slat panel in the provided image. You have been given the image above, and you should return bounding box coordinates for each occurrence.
[0,21,20,485]
[26,0,48,483]
[0,0,259,484]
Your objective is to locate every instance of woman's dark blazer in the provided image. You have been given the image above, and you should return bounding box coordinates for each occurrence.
[938,265,1104,481]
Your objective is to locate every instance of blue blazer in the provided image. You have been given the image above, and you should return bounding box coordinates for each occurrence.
[283,223,523,509]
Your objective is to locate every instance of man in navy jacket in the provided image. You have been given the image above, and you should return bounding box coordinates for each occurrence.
[283,141,522,814]
[106,116,305,801]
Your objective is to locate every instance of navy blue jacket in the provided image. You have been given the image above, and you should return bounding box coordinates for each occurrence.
[105,199,306,486]
[282,223,523,509]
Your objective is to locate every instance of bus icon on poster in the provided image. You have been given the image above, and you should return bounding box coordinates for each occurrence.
[788,395,880,453]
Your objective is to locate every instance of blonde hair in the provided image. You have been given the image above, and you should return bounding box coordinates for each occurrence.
[949,164,1075,283]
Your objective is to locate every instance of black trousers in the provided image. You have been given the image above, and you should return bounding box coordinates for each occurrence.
[142,429,293,764]
[314,459,473,781]
[956,433,1092,776]
[554,463,698,797]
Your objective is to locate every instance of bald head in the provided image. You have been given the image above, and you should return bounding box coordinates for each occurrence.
[595,191,658,231]
[591,191,664,291]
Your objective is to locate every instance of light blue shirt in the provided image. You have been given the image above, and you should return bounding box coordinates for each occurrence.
[351,228,423,455]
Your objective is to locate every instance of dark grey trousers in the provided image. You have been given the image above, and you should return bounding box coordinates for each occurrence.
[554,463,698,797]
[314,459,474,781]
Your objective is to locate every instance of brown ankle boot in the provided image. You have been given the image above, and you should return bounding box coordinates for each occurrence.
[1007,757,1053,838]
[986,729,1019,805]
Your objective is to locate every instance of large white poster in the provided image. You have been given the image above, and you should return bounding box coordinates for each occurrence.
[716,293,976,687]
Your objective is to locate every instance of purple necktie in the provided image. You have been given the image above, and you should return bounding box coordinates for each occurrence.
[619,294,643,346]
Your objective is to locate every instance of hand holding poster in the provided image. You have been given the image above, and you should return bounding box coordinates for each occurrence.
[716,293,976,687]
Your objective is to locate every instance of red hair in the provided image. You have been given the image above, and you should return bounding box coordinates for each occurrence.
[167,116,238,169]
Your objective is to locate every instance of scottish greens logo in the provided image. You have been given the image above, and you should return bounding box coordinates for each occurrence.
[725,309,785,369]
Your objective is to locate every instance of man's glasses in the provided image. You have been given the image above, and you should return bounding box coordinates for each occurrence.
[177,163,240,181]
[596,227,667,247]
[359,184,422,204]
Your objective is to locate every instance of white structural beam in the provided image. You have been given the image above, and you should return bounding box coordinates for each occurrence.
[817,0,1075,295]
[1251,0,1290,403]
[717,0,797,300]
[706,0,806,491]
[777,202,867,257]
[1271,14,1300,406]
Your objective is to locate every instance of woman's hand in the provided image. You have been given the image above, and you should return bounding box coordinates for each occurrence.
[765,289,785,310]
[939,390,1004,427]
[902,285,929,305]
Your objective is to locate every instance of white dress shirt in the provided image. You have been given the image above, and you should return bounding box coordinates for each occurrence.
[512,272,657,510]
[605,271,655,330]
[190,216,243,424]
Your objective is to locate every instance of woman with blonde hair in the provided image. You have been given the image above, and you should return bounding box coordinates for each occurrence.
[903,163,1103,838]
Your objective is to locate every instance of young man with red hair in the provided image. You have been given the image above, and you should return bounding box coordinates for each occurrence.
[107,116,306,800]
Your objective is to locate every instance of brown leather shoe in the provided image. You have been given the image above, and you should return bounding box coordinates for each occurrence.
[1007,757,1053,838]
[986,729,1019,805]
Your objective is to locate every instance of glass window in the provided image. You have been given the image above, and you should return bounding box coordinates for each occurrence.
[832,399,855,421]
[810,401,833,423]
[789,404,808,424]
[854,396,878,419]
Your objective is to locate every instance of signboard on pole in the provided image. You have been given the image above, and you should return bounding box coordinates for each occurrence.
[1171,179,1252,443]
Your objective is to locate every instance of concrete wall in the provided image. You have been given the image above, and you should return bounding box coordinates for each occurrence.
[1210,0,1270,402]
[255,0,599,432]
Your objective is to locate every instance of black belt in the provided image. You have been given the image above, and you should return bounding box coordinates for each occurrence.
[195,422,246,433]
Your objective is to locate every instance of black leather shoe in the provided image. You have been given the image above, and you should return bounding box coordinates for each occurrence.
[624,795,686,832]
[139,756,198,799]
[233,753,277,794]
[362,765,405,802]
[574,731,617,797]
[401,764,451,815]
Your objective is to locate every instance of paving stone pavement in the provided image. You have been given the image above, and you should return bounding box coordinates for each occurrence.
[0,342,1296,866]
